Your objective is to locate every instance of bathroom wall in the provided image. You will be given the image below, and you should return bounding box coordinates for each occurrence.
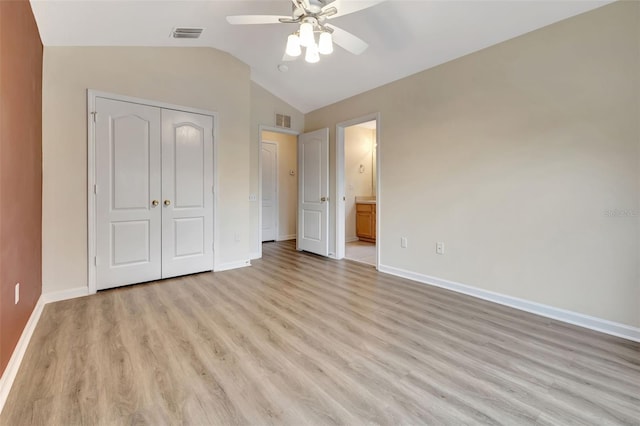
[345,126,375,241]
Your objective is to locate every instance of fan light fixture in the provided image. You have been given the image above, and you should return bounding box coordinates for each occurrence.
[305,41,320,63]
[318,31,333,55]
[227,0,374,62]
[285,18,334,63]
[286,34,302,57]
[299,20,315,47]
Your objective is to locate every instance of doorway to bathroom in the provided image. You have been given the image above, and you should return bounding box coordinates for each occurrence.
[336,114,379,267]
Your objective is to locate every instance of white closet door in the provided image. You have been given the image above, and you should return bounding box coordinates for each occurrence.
[95,98,162,290]
[161,109,214,278]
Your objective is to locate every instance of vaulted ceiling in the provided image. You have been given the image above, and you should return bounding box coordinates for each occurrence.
[30,0,612,113]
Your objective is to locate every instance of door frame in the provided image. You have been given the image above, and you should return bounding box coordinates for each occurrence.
[260,141,279,243]
[335,112,381,267]
[257,125,299,259]
[87,89,218,294]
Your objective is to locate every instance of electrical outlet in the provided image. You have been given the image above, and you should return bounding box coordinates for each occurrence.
[248,194,257,202]
[401,237,408,248]
[436,242,445,255]
[15,283,20,304]
[234,232,241,242]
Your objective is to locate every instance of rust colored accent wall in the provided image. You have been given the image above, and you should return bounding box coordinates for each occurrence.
[0,0,43,376]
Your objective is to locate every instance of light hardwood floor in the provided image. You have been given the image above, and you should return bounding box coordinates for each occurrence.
[2,241,639,425]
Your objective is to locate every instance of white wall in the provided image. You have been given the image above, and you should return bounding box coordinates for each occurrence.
[345,126,375,241]
[250,82,304,257]
[42,47,254,293]
[262,131,298,241]
[305,2,640,328]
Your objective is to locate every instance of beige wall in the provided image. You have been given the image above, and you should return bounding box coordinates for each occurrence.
[262,131,298,240]
[306,1,640,327]
[345,126,375,241]
[42,47,253,293]
[250,82,304,256]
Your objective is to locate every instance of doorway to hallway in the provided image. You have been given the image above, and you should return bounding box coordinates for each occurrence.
[260,129,299,251]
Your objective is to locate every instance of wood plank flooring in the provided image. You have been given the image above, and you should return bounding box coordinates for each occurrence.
[2,240,639,425]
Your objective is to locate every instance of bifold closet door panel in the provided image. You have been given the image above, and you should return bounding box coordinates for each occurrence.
[160,109,214,278]
[95,98,163,290]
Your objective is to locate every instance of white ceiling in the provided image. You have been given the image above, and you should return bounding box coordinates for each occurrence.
[30,0,612,113]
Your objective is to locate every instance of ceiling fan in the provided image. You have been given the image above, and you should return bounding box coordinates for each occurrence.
[226,0,384,63]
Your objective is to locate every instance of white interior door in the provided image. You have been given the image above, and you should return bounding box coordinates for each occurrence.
[95,98,162,290]
[161,109,214,278]
[297,128,329,256]
[262,141,278,242]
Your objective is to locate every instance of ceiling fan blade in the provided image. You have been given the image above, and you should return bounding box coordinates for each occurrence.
[289,0,305,13]
[329,0,386,19]
[300,0,312,11]
[327,24,368,55]
[226,15,290,25]
[318,6,338,19]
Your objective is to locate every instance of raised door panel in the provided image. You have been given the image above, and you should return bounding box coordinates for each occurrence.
[302,140,321,203]
[303,210,322,241]
[174,124,204,208]
[111,221,150,265]
[112,116,151,209]
[95,98,162,290]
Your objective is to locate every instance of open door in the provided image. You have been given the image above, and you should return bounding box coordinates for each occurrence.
[297,128,329,256]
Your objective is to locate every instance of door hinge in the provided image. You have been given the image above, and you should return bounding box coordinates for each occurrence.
[93,184,97,194]
[90,111,97,122]
[212,185,214,194]
[94,256,98,266]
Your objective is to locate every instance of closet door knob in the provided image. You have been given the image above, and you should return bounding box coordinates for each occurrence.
[164,200,171,206]
[151,200,159,207]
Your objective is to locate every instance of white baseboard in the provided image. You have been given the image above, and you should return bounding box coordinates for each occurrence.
[276,234,296,242]
[42,286,90,304]
[214,259,251,272]
[0,296,44,414]
[249,251,261,260]
[378,264,640,343]
[0,285,92,415]
[346,236,359,243]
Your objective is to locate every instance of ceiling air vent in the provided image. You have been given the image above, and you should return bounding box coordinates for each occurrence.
[276,113,292,129]
[172,28,204,39]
